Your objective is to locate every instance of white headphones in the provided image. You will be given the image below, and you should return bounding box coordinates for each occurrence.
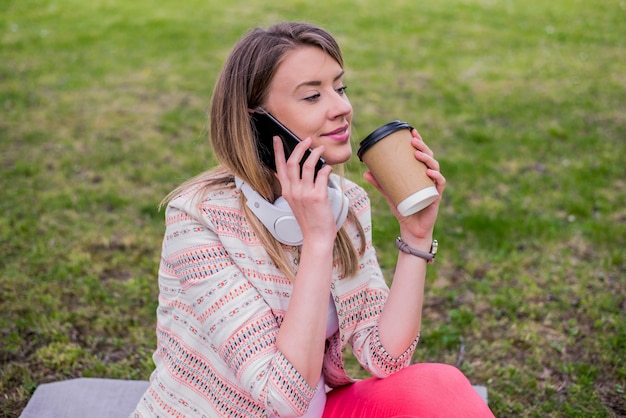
[235,176,349,246]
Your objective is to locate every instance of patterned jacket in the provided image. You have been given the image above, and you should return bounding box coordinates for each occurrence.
[132,176,418,418]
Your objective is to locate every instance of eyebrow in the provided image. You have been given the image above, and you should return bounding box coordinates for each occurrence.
[295,70,345,90]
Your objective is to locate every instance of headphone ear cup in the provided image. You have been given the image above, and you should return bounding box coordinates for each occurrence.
[272,197,303,245]
[237,180,305,246]
[236,177,349,246]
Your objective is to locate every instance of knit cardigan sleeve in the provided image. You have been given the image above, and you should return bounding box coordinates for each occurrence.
[151,187,317,417]
[322,181,419,387]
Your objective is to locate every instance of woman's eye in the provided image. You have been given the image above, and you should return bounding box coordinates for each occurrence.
[303,86,347,102]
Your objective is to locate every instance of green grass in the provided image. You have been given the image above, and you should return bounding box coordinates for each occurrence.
[2,0,625,416]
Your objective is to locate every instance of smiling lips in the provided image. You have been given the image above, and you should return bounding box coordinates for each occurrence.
[324,125,350,141]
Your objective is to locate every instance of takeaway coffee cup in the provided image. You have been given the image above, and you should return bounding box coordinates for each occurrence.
[357,120,439,216]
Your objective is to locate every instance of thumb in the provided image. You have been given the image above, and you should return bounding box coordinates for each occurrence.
[364,172,397,210]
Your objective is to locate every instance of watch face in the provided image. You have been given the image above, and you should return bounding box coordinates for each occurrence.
[431,240,438,256]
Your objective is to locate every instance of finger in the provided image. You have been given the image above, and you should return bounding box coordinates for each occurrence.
[364,172,402,217]
[415,150,440,172]
[427,169,447,193]
[273,136,288,177]
[363,171,385,195]
[410,129,434,155]
[300,144,326,185]
[411,136,434,158]
[411,128,423,141]
[315,164,333,187]
[285,137,313,179]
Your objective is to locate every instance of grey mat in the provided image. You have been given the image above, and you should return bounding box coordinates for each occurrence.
[19,378,149,418]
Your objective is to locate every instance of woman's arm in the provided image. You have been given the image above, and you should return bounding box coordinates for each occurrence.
[272,136,339,387]
[377,238,430,356]
[275,239,335,386]
[365,129,446,357]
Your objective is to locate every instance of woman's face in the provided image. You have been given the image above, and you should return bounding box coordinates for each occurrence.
[263,46,353,166]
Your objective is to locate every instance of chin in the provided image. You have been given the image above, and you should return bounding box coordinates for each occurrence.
[325,152,353,166]
[321,141,353,166]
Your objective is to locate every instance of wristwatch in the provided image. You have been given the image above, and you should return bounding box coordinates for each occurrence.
[395,237,438,263]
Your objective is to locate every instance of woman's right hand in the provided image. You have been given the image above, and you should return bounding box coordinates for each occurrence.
[273,136,337,244]
[273,136,337,387]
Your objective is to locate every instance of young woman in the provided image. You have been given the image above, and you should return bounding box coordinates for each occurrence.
[132,22,494,418]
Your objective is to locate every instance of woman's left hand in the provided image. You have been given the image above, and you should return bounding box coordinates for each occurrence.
[364,128,446,241]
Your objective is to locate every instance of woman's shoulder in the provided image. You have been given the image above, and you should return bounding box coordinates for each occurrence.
[166,172,240,216]
[338,175,371,214]
[342,176,366,193]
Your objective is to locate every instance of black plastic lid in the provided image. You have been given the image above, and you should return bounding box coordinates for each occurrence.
[357,120,412,161]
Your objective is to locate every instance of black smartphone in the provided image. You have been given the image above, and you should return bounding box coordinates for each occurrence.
[251,110,325,176]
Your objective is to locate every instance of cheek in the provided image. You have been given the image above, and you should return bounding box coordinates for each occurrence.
[263,104,316,140]
[292,116,324,142]
[322,144,353,165]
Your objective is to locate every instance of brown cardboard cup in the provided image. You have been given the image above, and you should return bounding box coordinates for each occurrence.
[357,121,438,216]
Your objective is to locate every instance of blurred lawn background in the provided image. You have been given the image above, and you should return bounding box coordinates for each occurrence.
[1,0,625,416]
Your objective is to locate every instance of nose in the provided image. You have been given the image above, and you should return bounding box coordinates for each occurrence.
[328,93,352,120]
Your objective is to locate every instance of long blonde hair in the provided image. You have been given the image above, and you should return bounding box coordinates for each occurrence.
[163,22,365,281]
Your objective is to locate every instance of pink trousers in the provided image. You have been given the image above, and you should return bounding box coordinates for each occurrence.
[322,363,495,418]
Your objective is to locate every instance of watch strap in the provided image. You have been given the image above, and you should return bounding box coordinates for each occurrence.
[396,237,438,263]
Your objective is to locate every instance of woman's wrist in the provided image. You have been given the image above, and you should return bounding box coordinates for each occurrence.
[300,239,335,267]
[398,234,433,252]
